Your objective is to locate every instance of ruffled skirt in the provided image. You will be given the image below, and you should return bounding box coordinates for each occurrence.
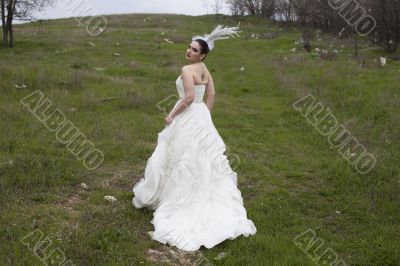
[132,99,256,251]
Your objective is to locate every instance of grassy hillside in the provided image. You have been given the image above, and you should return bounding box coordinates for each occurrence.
[0,13,399,265]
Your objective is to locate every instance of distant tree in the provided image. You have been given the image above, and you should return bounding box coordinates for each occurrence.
[366,0,400,52]
[213,0,224,20]
[276,0,295,22]
[226,0,276,18]
[226,0,399,53]
[1,0,6,48]
[226,0,245,17]
[1,0,51,48]
[261,0,276,19]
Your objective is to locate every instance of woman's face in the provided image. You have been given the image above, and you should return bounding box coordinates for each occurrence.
[186,41,204,63]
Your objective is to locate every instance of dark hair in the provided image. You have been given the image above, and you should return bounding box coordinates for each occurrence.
[194,39,210,61]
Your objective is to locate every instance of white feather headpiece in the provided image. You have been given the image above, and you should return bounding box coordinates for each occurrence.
[192,22,241,51]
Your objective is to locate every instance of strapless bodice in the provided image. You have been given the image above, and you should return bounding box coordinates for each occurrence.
[175,76,206,103]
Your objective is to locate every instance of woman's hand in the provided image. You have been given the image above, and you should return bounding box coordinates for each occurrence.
[165,115,174,126]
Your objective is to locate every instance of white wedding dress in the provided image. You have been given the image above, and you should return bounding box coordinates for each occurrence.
[132,75,256,251]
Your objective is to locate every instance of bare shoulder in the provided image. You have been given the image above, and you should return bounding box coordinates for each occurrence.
[182,64,196,71]
[181,63,211,84]
[181,65,195,76]
[203,64,212,82]
[195,62,208,78]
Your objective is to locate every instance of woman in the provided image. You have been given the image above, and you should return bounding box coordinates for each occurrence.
[132,23,256,251]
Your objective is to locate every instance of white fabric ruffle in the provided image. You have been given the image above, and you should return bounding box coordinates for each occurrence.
[132,99,256,251]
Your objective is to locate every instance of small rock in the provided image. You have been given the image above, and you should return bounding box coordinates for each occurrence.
[104,195,117,203]
[113,53,121,56]
[1,160,13,166]
[94,67,108,71]
[147,249,162,256]
[32,219,38,229]
[14,84,28,89]
[129,61,140,69]
[380,57,387,67]
[240,66,244,71]
[80,183,89,190]
[335,210,341,214]
[169,249,179,257]
[214,252,227,260]
[102,96,116,102]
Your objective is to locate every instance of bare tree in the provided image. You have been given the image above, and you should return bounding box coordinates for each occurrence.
[1,0,6,47]
[226,0,276,18]
[1,0,51,48]
[244,0,262,16]
[213,0,223,20]
[276,0,295,22]
[261,0,276,19]
[226,0,246,17]
[366,0,400,52]
[226,0,400,53]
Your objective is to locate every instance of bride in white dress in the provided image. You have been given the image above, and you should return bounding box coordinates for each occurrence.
[132,24,256,252]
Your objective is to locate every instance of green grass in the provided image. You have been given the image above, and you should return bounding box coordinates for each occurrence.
[1,13,399,265]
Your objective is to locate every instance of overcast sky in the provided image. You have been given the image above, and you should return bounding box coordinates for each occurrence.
[30,0,230,22]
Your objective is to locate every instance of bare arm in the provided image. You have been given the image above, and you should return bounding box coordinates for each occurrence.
[166,66,195,124]
[205,72,215,113]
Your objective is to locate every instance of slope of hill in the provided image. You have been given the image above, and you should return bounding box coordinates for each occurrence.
[0,13,399,265]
